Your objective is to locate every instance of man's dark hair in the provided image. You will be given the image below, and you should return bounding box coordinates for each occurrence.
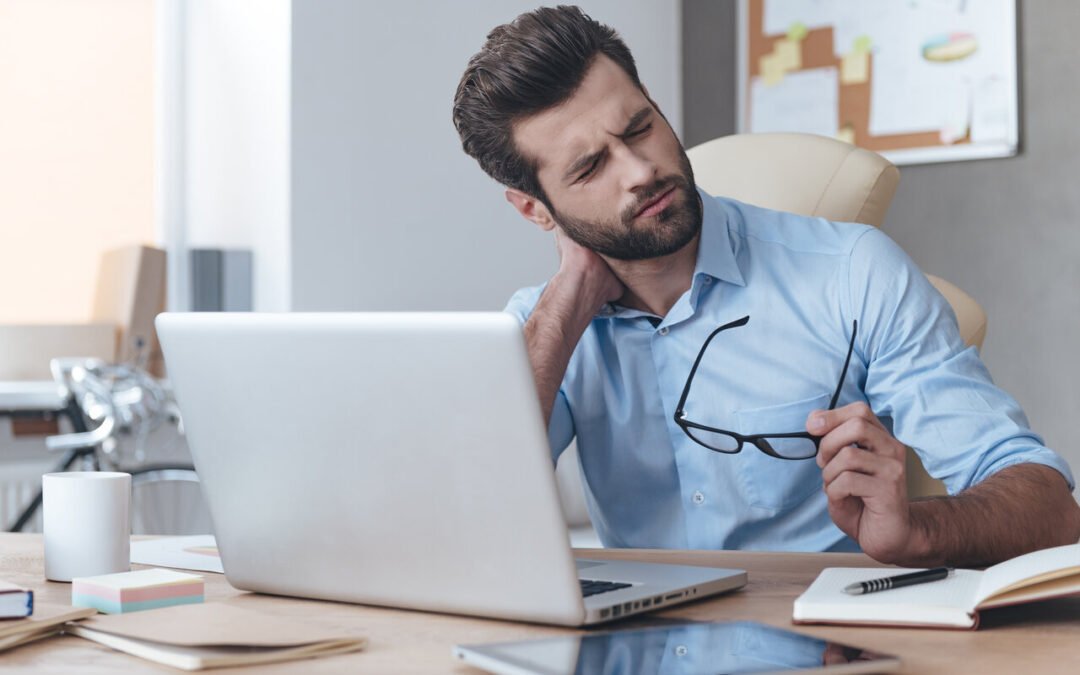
[452,5,641,203]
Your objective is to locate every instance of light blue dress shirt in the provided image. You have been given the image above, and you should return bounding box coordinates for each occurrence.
[505,189,1075,552]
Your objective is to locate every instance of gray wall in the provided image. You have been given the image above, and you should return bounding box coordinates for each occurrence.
[289,0,681,313]
[682,0,1080,489]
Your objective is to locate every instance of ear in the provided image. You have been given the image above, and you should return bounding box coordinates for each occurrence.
[505,189,556,232]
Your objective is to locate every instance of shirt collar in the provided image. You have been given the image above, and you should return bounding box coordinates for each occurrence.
[595,187,745,320]
[692,187,745,288]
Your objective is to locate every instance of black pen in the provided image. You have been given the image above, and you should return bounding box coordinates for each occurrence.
[843,567,952,595]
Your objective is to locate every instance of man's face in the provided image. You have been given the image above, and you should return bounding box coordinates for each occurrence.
[512,55,701,261]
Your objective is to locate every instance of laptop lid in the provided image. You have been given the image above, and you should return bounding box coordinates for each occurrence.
[156,312,587,625]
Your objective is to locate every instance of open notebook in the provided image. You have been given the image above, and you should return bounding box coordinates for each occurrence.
[793,542,1080,629]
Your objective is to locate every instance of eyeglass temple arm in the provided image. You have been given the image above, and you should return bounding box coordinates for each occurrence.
[675,315,751,416]
[827,319,858,411]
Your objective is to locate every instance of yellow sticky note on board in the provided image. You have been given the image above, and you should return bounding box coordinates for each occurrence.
[841,50,869,84]
[761,53,784,85]
[774,39,802,71]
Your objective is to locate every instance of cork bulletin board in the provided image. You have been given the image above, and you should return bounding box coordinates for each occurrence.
[737,0,1019,165]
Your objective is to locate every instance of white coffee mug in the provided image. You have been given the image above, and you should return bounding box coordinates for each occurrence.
[43,472,131,582]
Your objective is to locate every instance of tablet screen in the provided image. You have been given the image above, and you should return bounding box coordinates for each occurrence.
[455,620,899,675]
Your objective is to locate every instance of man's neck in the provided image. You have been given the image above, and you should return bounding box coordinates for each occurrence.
[605,233,700,318]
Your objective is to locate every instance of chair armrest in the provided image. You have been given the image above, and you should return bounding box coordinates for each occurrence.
[925,274,987,351]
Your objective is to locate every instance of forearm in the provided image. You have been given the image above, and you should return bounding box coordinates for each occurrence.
[524,272,607,425]
[904,463,1080,567]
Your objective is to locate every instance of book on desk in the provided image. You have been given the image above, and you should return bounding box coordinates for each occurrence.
[793,542,1080,629]
[0,579,33,618]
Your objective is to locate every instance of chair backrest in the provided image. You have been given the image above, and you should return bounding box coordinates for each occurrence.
[688,132,899,227]
[686,133,986,351]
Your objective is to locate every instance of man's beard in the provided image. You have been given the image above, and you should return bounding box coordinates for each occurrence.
[550,149,702,261]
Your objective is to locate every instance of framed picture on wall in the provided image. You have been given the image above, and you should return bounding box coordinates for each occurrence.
[736,0,1020,165]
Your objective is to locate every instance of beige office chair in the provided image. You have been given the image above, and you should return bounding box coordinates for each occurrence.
[687,132,987,498]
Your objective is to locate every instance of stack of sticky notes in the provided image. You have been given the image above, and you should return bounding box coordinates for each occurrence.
[72,569,204,614]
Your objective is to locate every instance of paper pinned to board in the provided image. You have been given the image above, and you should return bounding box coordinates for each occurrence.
[764,1,835,37]
[131,536,224,574]
[750,67,839,138]
[970,75,1012,143]
[773,38,802,71]
[840,50,869,85]
[836,125,856,145]
[760,52,785,85]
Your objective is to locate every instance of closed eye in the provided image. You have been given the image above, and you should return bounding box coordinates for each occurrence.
[577,157,602,182]
[573,122,652,183]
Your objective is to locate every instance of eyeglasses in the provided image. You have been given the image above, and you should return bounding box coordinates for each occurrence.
[674,316,858,460]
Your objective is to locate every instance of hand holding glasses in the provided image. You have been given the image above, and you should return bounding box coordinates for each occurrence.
[674,316,858,460]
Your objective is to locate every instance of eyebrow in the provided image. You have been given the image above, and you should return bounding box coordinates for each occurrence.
[562,107,655,183]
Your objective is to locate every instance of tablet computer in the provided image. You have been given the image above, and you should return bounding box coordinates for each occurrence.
[453,620,900,674]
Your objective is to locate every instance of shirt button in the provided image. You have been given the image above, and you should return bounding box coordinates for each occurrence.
[658,326,669,336]
[692,491,705,505]
[703,276,713,284]
[675,645,689,657]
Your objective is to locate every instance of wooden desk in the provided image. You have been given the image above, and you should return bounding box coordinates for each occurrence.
[0,534,1076,673]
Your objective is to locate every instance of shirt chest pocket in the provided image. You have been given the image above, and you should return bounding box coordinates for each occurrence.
[732,392,830,512]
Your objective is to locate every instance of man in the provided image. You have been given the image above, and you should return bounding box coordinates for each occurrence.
[452,6,1079,566]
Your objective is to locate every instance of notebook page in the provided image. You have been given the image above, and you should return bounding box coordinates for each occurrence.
[793,567,982,626]
[975,542,1080,607]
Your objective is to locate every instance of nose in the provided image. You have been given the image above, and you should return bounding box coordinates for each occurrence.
[614,143,657,194]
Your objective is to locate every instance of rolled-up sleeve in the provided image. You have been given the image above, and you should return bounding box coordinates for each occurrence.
[503,285,576,464]
[848,228,1075,493]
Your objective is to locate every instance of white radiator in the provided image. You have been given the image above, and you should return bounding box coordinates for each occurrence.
[0,458,51,533]
[0,459,211,535]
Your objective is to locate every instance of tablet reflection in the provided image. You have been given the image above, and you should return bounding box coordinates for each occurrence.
[570,621,892,674]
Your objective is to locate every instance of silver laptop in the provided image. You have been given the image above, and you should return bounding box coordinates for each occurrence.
[155,312,746,626]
